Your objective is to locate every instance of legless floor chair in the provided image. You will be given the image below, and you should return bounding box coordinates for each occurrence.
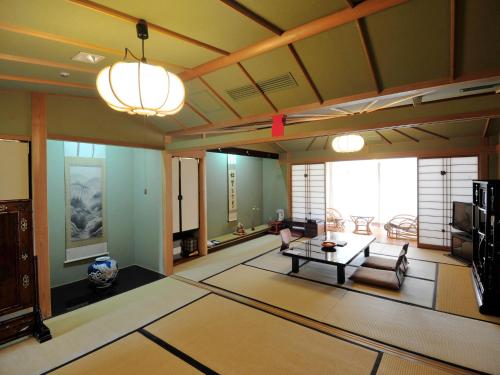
[361,243,409,272]
[349,248,406,290]
[280,228,292,251]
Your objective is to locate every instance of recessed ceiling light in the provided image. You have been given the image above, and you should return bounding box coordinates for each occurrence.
[72,52,105,64]
[59,71,70,78]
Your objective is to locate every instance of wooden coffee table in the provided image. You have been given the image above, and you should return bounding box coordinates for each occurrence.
[350,215,375,235]
[282,233,376,284]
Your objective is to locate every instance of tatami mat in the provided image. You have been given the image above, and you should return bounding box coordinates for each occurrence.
[145,294,379,375]
[174,234,281,281]
[246,248,435,307]
[297,262,435,308]
[204,265,500,374]
[50,332,201,375]
[377,354,453,375]
[436,264,500,324]
[0,278,208,375]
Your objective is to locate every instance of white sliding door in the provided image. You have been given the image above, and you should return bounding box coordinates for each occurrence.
[172,158,180,233]
[172,157,199,233]
[418,156,477,248]
[291,164,325,221]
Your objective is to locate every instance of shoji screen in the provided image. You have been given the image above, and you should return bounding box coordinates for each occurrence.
[291,164,325,221]
[418,156,478,248]
[172,157,199,233]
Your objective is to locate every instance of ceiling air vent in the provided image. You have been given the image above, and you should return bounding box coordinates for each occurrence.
[226,72,298,101]
[460,83,500,93]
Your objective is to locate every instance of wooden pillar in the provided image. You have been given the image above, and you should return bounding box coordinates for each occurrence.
[198,152,208,256]
[31,93,51,318]
[162,136,174,275]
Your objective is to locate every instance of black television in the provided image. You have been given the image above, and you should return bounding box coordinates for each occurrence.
[452,201,473,234]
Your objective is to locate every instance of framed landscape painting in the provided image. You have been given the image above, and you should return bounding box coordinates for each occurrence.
[64,157,107,262]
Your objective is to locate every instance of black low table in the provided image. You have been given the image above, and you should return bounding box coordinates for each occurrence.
[282,233,376,284]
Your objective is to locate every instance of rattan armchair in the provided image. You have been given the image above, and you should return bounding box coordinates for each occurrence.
[384,215,417,239]
[326,208,345,231]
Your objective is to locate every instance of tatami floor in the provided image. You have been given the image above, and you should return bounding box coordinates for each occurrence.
[1,234,499,374]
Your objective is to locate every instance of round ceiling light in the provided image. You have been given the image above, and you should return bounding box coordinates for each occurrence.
[331,134,365,153]
[96,20,185,117]
[96,62,184,117]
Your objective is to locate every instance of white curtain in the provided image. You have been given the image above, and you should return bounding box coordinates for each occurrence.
[326,158,417,224]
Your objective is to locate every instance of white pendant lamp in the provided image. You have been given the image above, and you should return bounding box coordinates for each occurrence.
[96,20,185,117]
[331,134,365,153]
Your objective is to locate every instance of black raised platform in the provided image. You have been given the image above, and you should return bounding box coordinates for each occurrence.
[50,265,165,317]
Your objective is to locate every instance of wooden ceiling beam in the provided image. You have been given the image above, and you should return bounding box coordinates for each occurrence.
[0,22,185,71]
[287,44,323,104]
[413,126,450,140]
[305,137,316,151]
[69,0,229,55]
[375,130,392,144]
[366,91,434,113]
[274,142,288,153]
[323,136,331,150]
[237,63,278,112]
[449,0,456,82]
[198,77,241,119]
[355,19,380,93]
[393,128,419,142]
[0,53,99,74]
[218,0,283,35]
[185,102,213,124]
[0,74,94,90]
[179,0,408,81]
[168,72,500,137]
[482,118,491,138]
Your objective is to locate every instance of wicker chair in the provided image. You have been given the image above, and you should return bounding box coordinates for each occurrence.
[326,208,345,231]
[384,215,417,239]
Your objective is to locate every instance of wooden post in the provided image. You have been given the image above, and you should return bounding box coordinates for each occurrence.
[198,151,208,256]
[31,93,51,318]
[162,136,174,275]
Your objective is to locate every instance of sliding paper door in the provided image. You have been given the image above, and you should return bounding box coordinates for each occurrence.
[418,156,478,248]
[291,164,325,221]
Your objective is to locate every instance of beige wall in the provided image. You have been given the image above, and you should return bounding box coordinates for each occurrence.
[0,140,29,200]
[0,90,31,139]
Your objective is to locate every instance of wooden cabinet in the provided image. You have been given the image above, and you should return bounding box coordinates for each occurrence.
[472,181,500,315]
[0,200,35,344]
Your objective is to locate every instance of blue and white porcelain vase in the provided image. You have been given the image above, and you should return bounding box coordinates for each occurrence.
[88,256,118,288]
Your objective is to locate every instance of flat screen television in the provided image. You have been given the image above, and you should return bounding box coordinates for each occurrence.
[452,201,473,234]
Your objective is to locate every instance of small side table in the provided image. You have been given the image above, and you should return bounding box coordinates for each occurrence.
[351,215,375,235]
[268,221,284,235]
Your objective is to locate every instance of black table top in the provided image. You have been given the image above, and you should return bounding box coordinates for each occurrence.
[283,232,375,266]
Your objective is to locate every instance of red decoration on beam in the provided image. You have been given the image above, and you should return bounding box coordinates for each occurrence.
[272,114,285,137]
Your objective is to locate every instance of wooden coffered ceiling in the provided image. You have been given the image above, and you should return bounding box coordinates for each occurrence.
[0,0,499,147]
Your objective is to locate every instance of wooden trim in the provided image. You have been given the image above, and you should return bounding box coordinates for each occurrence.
[355,20,380,92]
[69,0,229,55]
[185,102,213,124]
[170,150,206,159]
[198,152,208,256]
[375,130,392,144]
[305,137,316,151]
[287,44,323,104]
[31,93,51,318]
[0,134,31,141]
[289,146,490,165]
[482,118,491,138]
[360,99,379,113]
[0,22,185,71]
[198,77,241,119]
[0,53,99,74]
[218,0,283,35]
[366,91,433,113]
[449,0,456,82]
[393,128,419,142]
[179,0,408,81]
[417,243,450,251]
[237,63,278,112]
[48,134,164,150]
[162,149,174,275]
[413,127,450,140]
[0,74,94,90]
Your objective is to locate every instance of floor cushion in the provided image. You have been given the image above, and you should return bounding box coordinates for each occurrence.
[349,267,402,290]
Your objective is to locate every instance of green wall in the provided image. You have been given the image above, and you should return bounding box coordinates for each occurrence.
[48,140,163,287]
[206,152,287,238]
